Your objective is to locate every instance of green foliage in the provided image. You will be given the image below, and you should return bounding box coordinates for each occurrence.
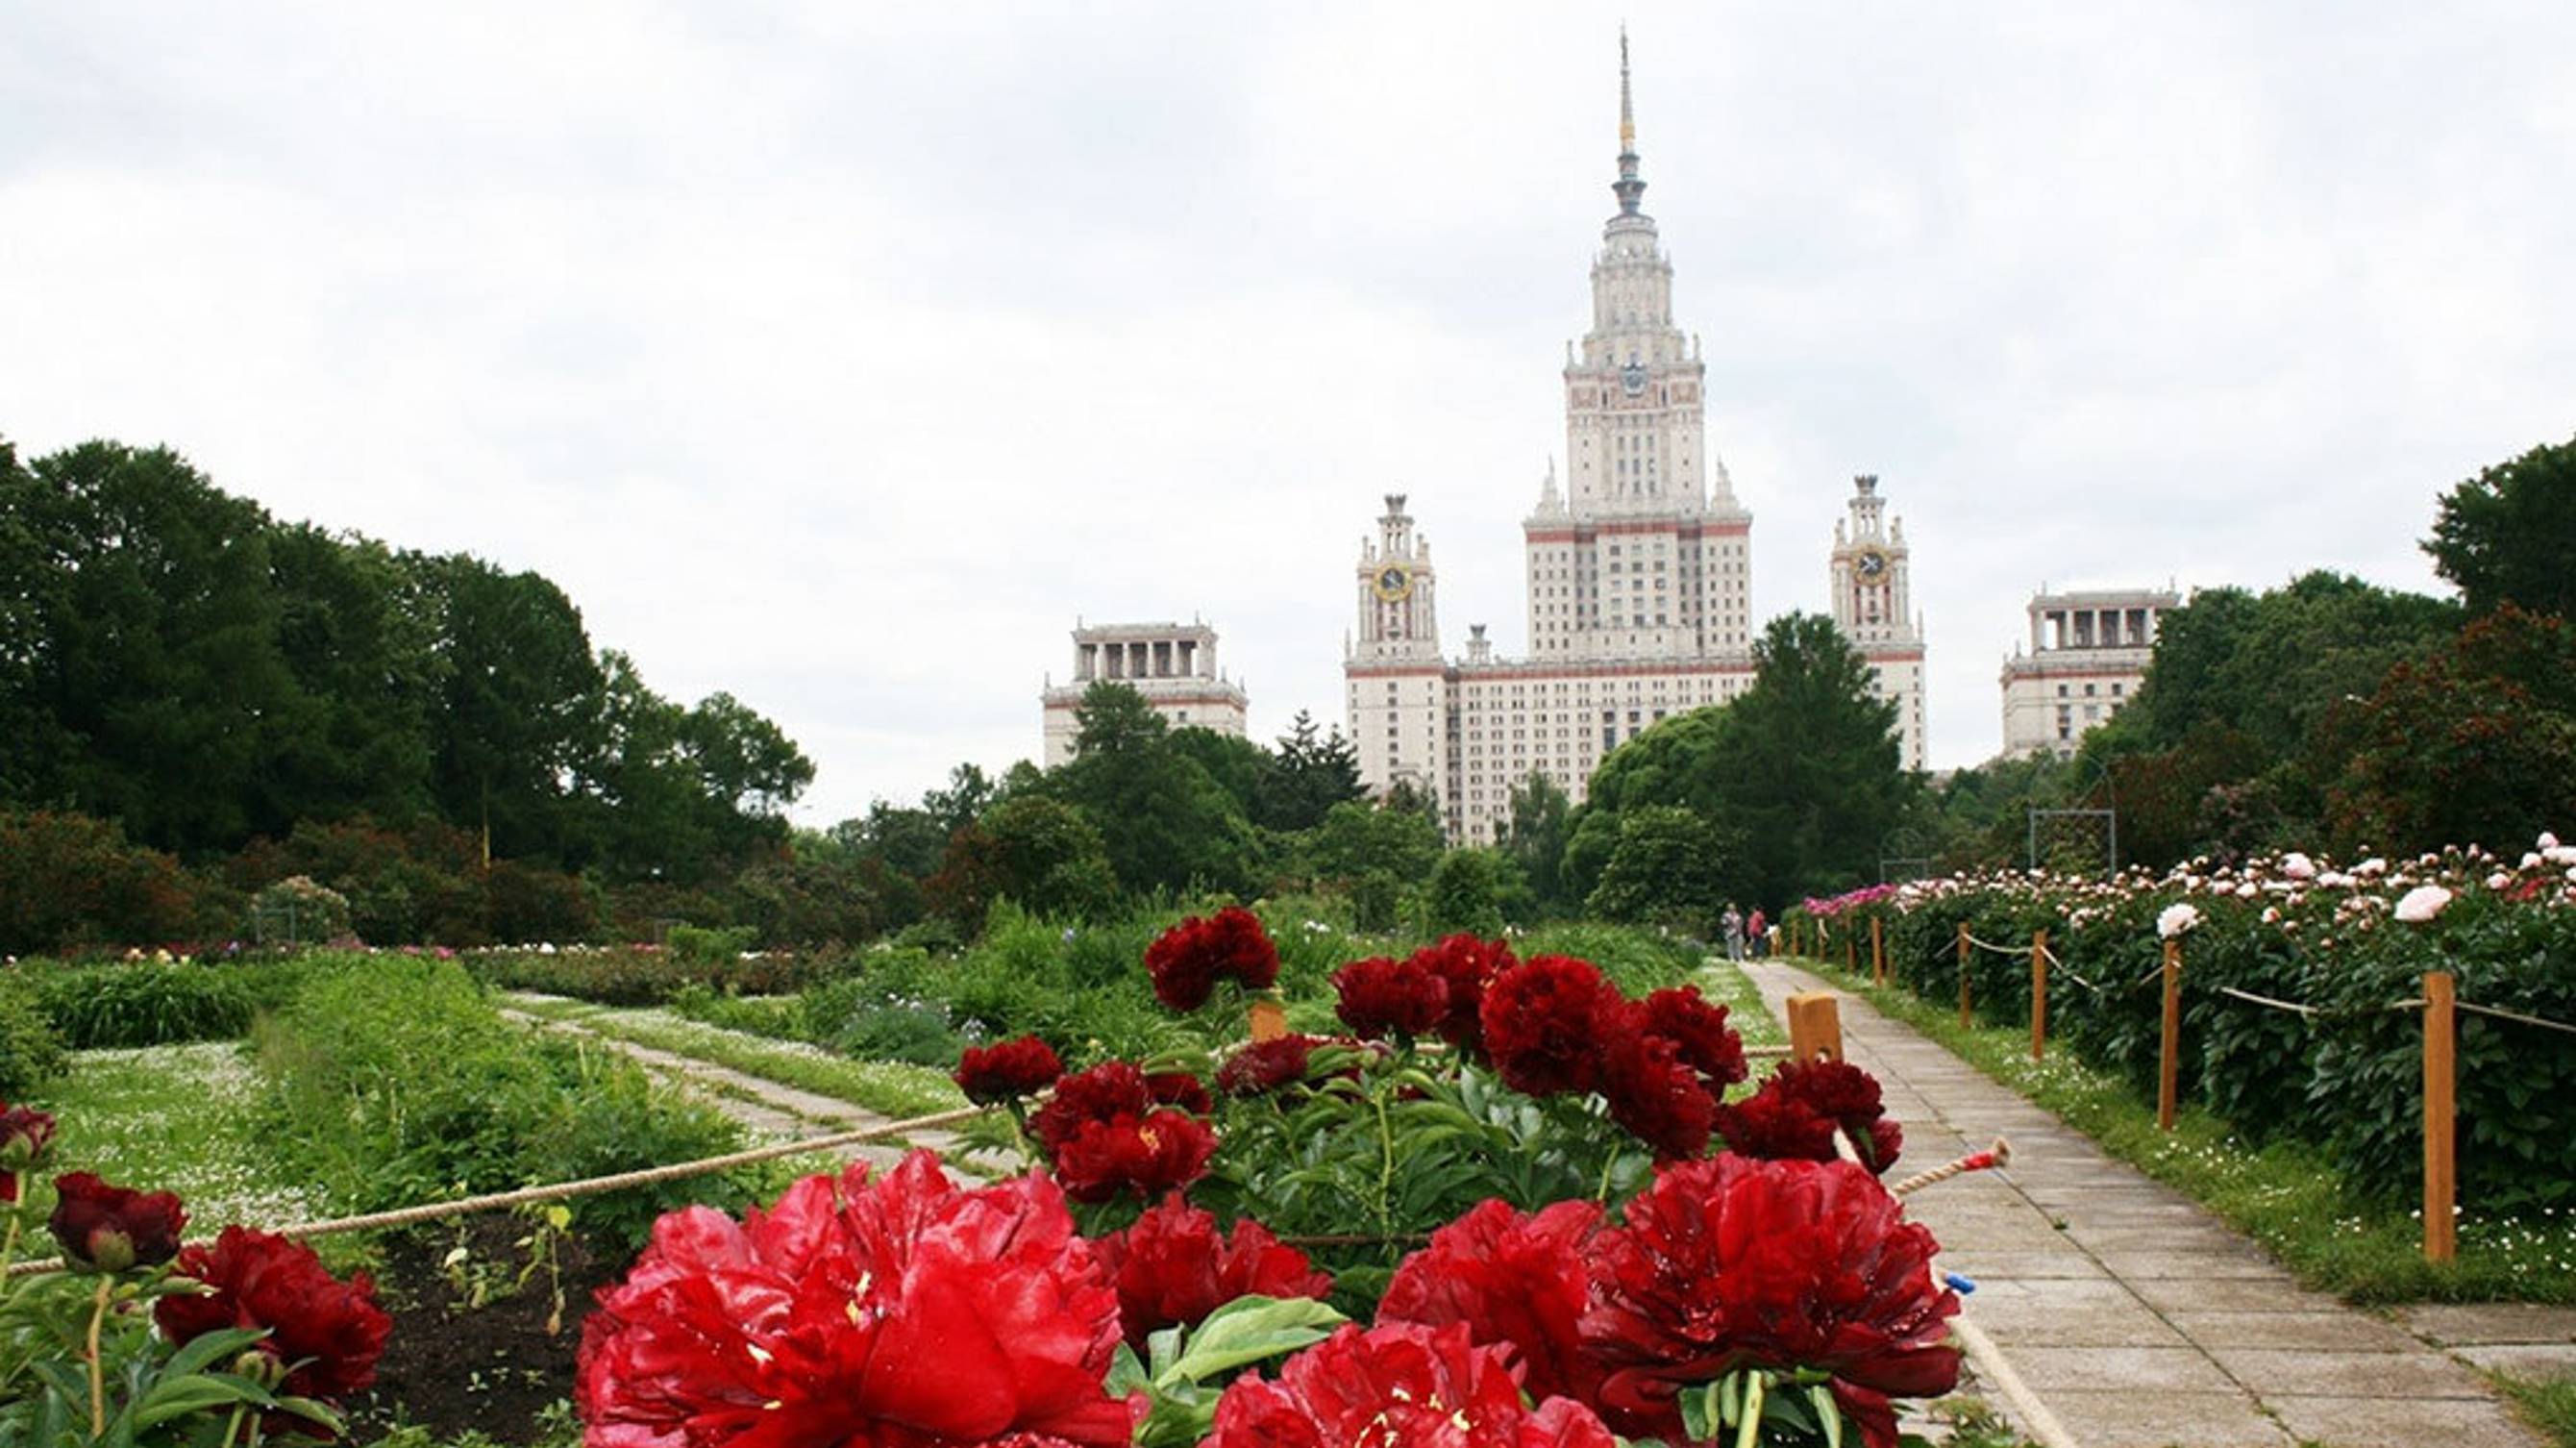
[1050,683,1260,897]
[2427,431,2576,621]
[464,942,827,1006]
[1424,849,1506,936]
[29,960,318,1048]
[1501,771,1576,915]
[1307,801,1442,888]
[1583,805,1741,936]
[665,923,758,966]
[1259,711,1367,833]
[256,957,752,1248]
[0,972,66,1095]
[249,874,354,945]
[0,811,221,958]
[2495,1370,2576,1446]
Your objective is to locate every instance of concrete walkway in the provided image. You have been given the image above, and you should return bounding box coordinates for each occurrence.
[1741,960,2559,1448]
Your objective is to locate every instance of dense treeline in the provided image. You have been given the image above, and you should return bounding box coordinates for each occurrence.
[1,437,811,951]
[1919,432,2576,871]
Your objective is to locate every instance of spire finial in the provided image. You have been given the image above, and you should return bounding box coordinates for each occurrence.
[1613,28,1647,216]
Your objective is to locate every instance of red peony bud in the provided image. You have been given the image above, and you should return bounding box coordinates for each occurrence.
[49,1172,186,1273]
[954,1035,1065,1105]
[0,1102,56,1173]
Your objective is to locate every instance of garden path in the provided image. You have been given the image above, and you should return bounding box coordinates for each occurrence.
[1740,958,2554,1448]
[497,998,960,1171]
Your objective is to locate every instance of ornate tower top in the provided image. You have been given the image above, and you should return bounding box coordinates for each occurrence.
[1613,27,1647,219]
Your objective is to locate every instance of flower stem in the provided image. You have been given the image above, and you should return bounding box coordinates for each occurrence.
[0,1203,21,1283]
[217,1403,251,1448]
[1373,1083,1396,1238]
[86,1275,113,1436]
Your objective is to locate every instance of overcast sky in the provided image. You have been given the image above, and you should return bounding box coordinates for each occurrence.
[7,3,2573,825]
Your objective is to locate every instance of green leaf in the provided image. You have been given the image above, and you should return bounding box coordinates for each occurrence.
[1106,1342,1152,1400]
[157,1325,269,1384]
[1160,1295,1350,1386]
[1812,1383,1845,1448]
[1680,1381,1721,1443]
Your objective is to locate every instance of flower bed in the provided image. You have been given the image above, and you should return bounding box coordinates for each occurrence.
[1798,835,2576,1213]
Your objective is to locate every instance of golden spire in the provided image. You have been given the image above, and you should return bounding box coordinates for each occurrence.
[1619,25,1635,152]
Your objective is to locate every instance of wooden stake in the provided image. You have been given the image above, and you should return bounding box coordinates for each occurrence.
[2423,970,2457,1263]
[2030,930,2049,1061]
[1249,998,1288,1043]
[1871,915,1886,987]
[2157,938,2181,1132]
[1787,991,1844,1063]
[1845,926,1857,970]
[1956,921,1972,1029]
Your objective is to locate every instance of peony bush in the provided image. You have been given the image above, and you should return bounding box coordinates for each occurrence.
[1802,833,2576,1211]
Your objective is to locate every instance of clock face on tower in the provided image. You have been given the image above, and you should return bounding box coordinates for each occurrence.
[1374,563,1415,601]
[1855,548,1890,581]
[1620,361,1647,397]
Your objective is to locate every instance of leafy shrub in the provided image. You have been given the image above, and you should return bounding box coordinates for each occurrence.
[250,875,354,945]
[28,955,325,1047]
[797,977,961,1065]
[1424,851,1506,936]
[664,983,805,1039]
[464,944,828,1006]
[665,923,758,966]
[256,957,754,1250]
[0,971,66,1094]
[0,811,220,957]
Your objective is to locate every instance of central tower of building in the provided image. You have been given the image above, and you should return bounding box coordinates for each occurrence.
[1342,34,1922,846]
[1525,31,1755,662]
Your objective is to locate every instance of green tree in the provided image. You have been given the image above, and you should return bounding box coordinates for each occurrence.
[265,526,439,828]
[1501,770,1575,914]
[1584,805,1741,936]
[417,554,607,865]
[1709,613,1915,907]
[2427,433,2576,620]
[1168,727,1277,823]
[922,762,996,836]
[2322,605,2576,854]
[1052,682,1256,896]
[926,793,1117,924]
[1261,711,1365,831]
[1307,799,1443,887]
[1424,847,1507,936]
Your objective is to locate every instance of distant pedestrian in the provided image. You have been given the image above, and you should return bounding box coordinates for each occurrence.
[1746,907,1767,959]
[1720,903,1745,961]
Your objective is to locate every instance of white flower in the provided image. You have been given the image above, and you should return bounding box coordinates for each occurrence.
[2235,882,2259,899]
[2541,832,2563,851]
[2547,846,2576,867]
[2355,857,2389,878]
[2157,903,2202,939]
[2393,886,2452,924]
[2281,852,2316,880]
[2524,853,2545,870]
[2261,907,2281,924]
[2489,871,2513,890]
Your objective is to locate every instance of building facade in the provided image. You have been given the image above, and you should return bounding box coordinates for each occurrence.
[1344,40,1927,844]
[1827,475,1927,770]
[1042,620,1249,767]
[1997,587,2178,756]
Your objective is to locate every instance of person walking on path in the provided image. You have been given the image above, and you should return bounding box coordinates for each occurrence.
[1745,906,1767,959]
[1720,903,1745,961]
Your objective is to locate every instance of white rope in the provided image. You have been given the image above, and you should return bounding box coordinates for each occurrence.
[2215,985,2320,1019]
[1946,1311,2085,1448]
[2456,999,2576,1036]
[1961,933,2029,957]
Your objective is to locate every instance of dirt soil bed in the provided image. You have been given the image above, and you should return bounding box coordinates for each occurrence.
[350,1214,626,1442]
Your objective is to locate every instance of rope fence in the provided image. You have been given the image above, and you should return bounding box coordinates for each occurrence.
[8,1104,991,1279]
[1817,912,2576,1264]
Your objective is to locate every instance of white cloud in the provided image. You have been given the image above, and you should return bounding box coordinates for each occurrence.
[5,1,2572,826]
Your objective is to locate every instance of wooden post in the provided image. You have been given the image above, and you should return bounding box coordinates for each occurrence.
[1956,921,1972,1028]
[1786,991,1845,1063]
[1845,926,1857,970]
[2157,938,2181,1132]
[2030,929,2050,1061]
[2423,970,2457,1263]
[1249,998,1288,1043]
[1870,915,1886,987]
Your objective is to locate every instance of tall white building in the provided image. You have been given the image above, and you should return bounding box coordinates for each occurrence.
[1344,37,1928,844]
[1828,475,1927,770]
[1998,587,2177,756]
[1042,620,1249,767]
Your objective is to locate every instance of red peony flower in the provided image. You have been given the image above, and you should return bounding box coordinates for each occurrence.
[955,1035,1066,1105]
[1146,1070,1213,1116]
[49,1171,186,1272]
[1631,986,1747,1091]
[156,1227,392,1413]
[1205,1322,1617,1448]
[1093,1194,1332,1350]
[1053,1109,1220,1204]
[1411,935,1518,1054]
[1144,907,1279,1011]
[1330,956,1449,1042]
[1216,1036,1317,1096]
[1714,1060,1904,1175]
[1479,956,1623,1098]
[0,1102,55,1172]
[1029,1061,1154,1151]
[1598,1027,1717,1162]
[577,1151,1136,1448]
[1580,1156,1960,1448]
[1378,1198,1604,1409]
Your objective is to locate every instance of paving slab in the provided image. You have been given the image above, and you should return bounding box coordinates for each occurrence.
[2035,1389,2291,1448]
[2454,1342,2576,1377]
[1739,960,2546,1448]
[2267,1393,2544,1448]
